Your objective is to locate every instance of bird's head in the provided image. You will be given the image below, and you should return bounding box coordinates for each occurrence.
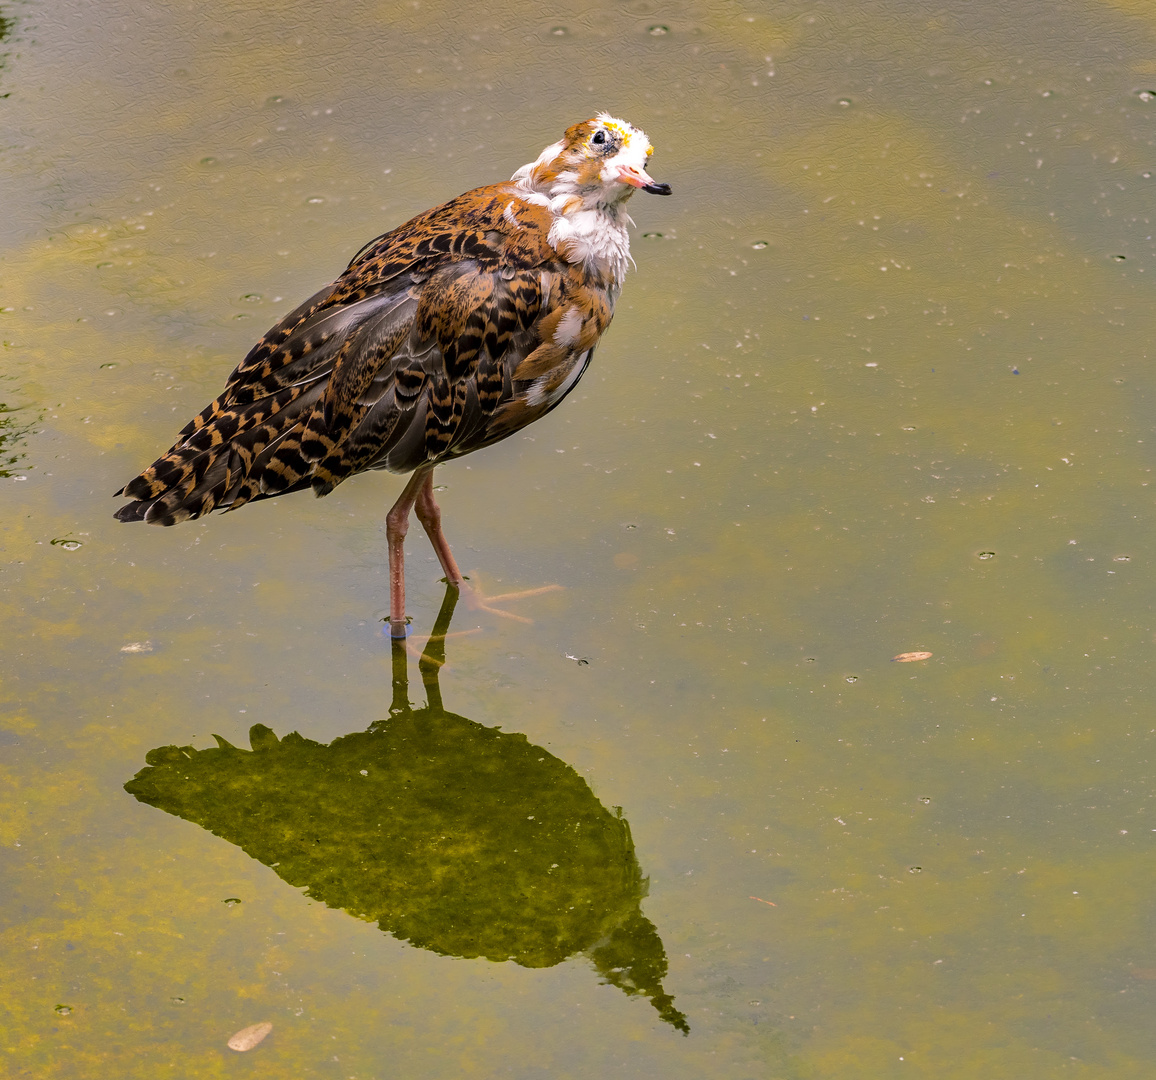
[511,114,672,210]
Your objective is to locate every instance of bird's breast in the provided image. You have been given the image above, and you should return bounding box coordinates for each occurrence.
[546,209,631,285]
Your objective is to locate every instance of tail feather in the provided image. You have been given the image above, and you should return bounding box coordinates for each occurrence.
[114,379,329,526]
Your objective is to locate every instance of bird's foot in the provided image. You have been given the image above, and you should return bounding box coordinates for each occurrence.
[454,575,565,624]
[383,577,563,642]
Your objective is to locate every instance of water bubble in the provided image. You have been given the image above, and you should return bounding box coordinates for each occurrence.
[266,95,284,105]
[751,241,768,250]
[1114,555,1131,562]
[805,657,816,662]
[920,797,931,804]
[50,537,82,550]
[55,1005,72,1015]
[241,293,263,303]
[749,999,762,1006]
[306,196,325,204]
[171,996,186,1005]
[908,865,922,873]
[1040,89,1055,98]
[222,897,242,907]
[836,97,852,108]
[845,675,858,683]
[199,156,217,166]
[642,232,664,239]
[1143,172,1153,179]
[977,551,995,560]
[648,24,669,35]
[550,25,567,35]
[96,261,113,269]
[1113,254,1127,261]
[100,362,118,369]
[1136,89,1156,102]
[902,425,916,431]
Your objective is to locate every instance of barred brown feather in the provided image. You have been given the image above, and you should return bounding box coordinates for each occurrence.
[114,116,668,542]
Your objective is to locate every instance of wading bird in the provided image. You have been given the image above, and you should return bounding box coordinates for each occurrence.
[115,114,670,636]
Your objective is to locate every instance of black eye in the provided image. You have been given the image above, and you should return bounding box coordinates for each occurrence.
[592,130,606,145]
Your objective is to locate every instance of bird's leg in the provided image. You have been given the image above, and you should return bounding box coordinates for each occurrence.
[411,469,563,623]
[412,469,464,586]
[386,467,433,639]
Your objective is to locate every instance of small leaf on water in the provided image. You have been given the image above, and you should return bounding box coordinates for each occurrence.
[893,651,933,662]
[227,1021,272,1052]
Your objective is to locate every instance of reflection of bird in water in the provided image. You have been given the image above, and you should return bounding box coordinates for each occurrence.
[113,115,670,636]
[124,586,688,1033]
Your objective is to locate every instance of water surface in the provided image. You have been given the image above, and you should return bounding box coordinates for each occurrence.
[3,0,1156,1076]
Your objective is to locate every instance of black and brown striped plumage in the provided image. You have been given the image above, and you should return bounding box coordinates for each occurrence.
[115,115,669,630]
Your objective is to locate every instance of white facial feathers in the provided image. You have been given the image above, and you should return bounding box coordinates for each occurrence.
[506,115,659,284]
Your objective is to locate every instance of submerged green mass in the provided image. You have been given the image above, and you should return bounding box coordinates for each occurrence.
[0,401,33,478]
[126,591,687,1033]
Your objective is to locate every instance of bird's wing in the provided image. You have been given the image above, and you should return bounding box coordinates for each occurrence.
[307,187,618,485]
[115,186,615,525]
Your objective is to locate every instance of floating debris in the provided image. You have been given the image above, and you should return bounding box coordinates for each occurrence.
[120,641,154,654]
[227,1021,272,1052]
[893,651,933,663]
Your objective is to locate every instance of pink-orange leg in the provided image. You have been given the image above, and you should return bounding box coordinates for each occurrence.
[413,470,464,587]
[387,465,562,639]
[387,468,429,637]
[388,467,463,638]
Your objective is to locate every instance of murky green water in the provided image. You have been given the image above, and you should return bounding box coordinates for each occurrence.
[4,0,1156,1075]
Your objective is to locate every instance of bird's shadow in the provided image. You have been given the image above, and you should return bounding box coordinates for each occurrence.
[124,584,688,1033]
